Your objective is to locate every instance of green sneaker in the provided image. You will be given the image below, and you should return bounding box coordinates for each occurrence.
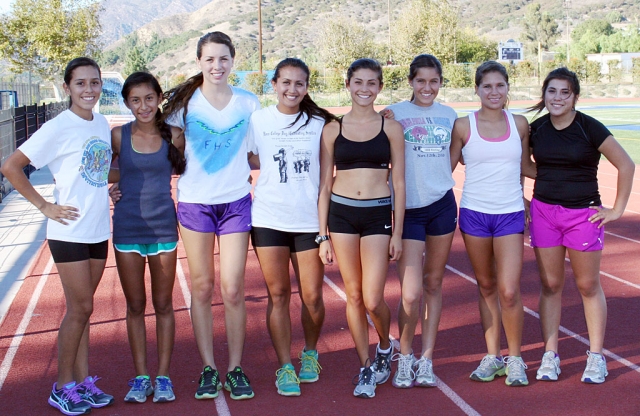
[299,349,321,383]
[470,354,506,382]
[195,366,222,400]
[275,363,301,396]
[224,367,255,400]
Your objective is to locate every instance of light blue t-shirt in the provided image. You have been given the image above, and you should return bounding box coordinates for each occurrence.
[387,101,457,209]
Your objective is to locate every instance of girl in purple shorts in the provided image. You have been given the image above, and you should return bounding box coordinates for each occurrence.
[162,32,260,400]
[450,61,535,387]
[528,68,634,384]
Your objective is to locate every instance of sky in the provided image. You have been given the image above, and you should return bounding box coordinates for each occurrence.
[0,0,11,14]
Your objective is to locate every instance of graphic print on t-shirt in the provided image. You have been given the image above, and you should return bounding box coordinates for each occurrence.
[273,147,288,183]
[80,137,111,187]
[188,115,247,174]
[263,126,316,184]
[399,117,452,157]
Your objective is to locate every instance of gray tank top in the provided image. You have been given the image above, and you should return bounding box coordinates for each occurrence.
[112,122,178,244]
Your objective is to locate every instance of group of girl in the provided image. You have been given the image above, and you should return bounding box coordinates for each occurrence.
[0,29,633,414]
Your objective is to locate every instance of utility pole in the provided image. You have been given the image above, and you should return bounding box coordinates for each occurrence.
[258,0,263,74]
[564,0,571,63]
[387,0,391,64]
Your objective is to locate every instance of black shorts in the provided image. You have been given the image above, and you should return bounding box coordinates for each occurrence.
[251,227,317,253]
[328,194,392,237]
[402,189,458,240]
[48,240,109,263]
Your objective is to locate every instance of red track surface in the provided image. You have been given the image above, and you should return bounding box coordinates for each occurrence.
[1,160,639,416]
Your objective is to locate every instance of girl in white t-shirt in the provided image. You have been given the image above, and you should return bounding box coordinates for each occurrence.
[1,57,114,415]
[161,31,259,401]
[247,58,337,397]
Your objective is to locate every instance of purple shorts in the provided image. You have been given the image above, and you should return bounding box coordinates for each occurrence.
[459,208,524,238]
[177,194,252,235]
[529,198,604,252]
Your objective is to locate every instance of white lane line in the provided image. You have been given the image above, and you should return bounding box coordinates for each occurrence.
[445,265,640,375]
[605,231,640,245]
[323,275,481,416]
[0,257,53,392]
[176,258,231,416]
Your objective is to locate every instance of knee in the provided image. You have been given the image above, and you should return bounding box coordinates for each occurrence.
[127,298,146,317]
[152,296,174,316]
[540,278,563,296]
[576,278,602,298]
[301,290,323,311]
[477,280,497,298]
[221,283,244,307]
[346,292,365,310]
[363,295,385,316]
[422,274,443,296]
[499,287,521,309]
[401,289,421,311]
[191,278,214,304]
[68,299,94,321]
[269,286,291,308]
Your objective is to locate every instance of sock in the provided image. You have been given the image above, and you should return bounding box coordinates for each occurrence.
[377,344,392,355]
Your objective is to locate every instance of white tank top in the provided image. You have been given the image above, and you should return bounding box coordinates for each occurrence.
[460,110,524,214]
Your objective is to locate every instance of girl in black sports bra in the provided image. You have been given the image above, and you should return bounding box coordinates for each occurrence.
[317,58,406,399]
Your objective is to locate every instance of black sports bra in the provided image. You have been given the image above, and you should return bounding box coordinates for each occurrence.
[334,116,390,170]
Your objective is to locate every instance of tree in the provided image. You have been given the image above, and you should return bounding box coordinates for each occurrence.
[0,0,101,81]
[244,72,268,95]
[571,19,613,43]
[315,18,378,70]
[391,0,459,65]
[123,46,148,76]
[522,3,560,53]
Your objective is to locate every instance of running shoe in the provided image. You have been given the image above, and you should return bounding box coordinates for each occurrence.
[504,356,529,386]
[353,366,376,398]
[581,351,608,384]
[224,367,255,400]
[299,349,321,383]
[77,376,114,408]
[536,351,561,381]
[275,363,301,396]
[414,356,437,387]
[153,376,175,403]
[48,382,92,416]
[372,343,393,384]
[124,375,153,403]
[469,354,506,382]
[195,366,222,400]
[391,353,415,388]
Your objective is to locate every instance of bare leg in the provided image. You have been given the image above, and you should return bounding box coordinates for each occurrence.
[291,248,325,352]
[360,235,392,351]
[148,251,177,376]
[396,239,425,355]
[535,246,566,353]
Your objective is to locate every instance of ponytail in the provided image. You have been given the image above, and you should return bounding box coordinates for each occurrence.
[155,110,186,175]
[161,73,204,126]
[290,94,338,131]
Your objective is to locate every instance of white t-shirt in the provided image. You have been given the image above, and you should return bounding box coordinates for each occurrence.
[387,101,457,208]
[247,105,323,232]
[18,110,112,243]
[168,86,260,204]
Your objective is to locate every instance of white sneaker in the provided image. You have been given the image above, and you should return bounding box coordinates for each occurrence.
[391,353,415,388]
[504,356,529,386]
[353,366,376,398]
[371,343,393,384]
[414,357,437,387]
[581,351,608,384]
[536,351,561,381]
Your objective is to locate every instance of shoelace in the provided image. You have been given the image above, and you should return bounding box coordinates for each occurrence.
[82,376,104,395]
[373,350,391,372]
[352,367,375,386]
[200,368,216,387]
[300,353,322,374]
[540,353,559,372]
[391,353,415,379]
[228,369,250,387]
[415,357,432,377]
[505,357,528,375]
[61,384,85,404]
[156,377,173,391]
[585,352,602,372]
[128,377,149,391]
[478,355,501,371]
[276,367,300,385]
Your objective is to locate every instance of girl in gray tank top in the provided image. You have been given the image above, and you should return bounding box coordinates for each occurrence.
[109,72,185,403]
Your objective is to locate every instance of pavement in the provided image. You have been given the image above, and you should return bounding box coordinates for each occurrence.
[0,167,54,326]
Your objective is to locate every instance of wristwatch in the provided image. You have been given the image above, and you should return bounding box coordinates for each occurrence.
[315,235,330,245]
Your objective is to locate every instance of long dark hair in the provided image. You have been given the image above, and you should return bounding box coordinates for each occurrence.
[122,72,186,175]
[528,67,580,115]
[64,57,101,108]
[162,32,235,124]
[272,58,337,130]
[408,54,443,101]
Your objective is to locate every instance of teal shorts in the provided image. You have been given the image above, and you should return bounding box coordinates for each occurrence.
[114,241,178,256]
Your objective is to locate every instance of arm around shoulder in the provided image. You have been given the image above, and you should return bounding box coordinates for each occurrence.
[450,117,469,171]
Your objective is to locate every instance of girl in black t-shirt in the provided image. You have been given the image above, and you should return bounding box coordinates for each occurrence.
[528,68,634,384]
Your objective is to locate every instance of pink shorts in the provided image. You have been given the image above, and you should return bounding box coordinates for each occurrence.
[529,198,604,252]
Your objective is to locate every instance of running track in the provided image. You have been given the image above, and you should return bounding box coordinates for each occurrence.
[0,160,639,415]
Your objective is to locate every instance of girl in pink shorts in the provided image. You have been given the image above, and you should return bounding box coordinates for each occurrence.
[528,68,634,384]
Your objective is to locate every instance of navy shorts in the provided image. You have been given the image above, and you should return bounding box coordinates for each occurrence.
[328,194,392,237]
[459,208,524,238]
[251,227,317,253]
[48,240,109,263]
[402,189,457,241]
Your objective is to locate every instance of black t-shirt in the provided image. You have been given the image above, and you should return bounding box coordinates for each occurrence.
[530,111,611,208]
